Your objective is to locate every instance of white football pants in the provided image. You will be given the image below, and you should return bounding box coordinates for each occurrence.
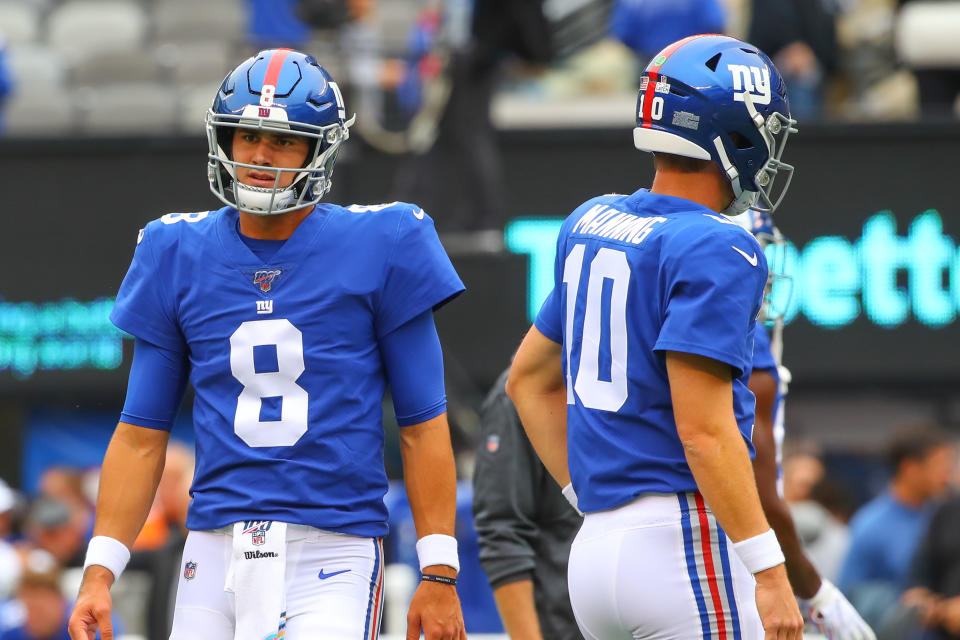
[169,524,384,640]
[568,492,764,640]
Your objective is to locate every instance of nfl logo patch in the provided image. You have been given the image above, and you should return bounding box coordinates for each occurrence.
[253,269,282,293]
[486,434,500,453]
[184,561,197,580]
[243,520,271,546]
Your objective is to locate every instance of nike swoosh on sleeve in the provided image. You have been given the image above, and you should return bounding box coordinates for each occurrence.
[731,245,759,266]
[413,208,425,220]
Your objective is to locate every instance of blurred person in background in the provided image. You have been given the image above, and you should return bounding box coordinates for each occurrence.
[0,34,12,135]
[0,481,21,600]
[394,0,612,232]
[838,424,955,631]
[783,447,826,504]
[37,469,92,542]
[748,0,841,119]
[901,458,960,640]
[608,0,726,69]
[738,210,874,638]
[128,442,194,639]
[23,498,85,569]
[68,49,466,640]
[244,0,313,50]
[794,476,856,584]
[472,369,583,640]
[0,569,70,640]
[782,448,855,581]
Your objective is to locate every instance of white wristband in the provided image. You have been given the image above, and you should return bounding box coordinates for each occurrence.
[415,534,459,573]
[561,483,584,516]
[732,529,784,574]
[82,536,131,581]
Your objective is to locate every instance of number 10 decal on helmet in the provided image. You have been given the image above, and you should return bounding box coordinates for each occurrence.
[632,34,798,217]
[205,48,356,216]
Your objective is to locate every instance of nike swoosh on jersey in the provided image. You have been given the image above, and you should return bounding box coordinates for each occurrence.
[413,208,425,220]
[731,245,759,266]
[318,568,351,580]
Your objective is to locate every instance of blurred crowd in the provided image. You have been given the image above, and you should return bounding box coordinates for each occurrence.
[1,420,959,639]
[783,424,960,640]
[0,442,194,640]
[1,0,960,136]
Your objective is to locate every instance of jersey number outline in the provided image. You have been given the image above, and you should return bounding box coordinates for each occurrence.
[562,244,630,412]
[230,319,308,447]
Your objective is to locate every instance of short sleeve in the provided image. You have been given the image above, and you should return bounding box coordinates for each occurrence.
[533,225,565,344]
[751,321,777,373]
[109,224,184,352]
[375,206,465,337]
[654,230,767,376]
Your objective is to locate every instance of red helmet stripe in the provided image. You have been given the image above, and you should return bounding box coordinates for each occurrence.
[640,34,718,128]
[263,48,292,91]
[641,71,658,129]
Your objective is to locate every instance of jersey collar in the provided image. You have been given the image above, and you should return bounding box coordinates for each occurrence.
[216,205,331,269]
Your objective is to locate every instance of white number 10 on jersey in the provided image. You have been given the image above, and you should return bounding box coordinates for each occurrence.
[562,244,630,412]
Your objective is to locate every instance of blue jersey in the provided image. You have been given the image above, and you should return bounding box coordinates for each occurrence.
[111,203,464,536]
[535,189,767,512]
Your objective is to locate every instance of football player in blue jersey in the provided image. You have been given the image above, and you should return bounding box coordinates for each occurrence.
[68,49,467,640]
[506,35,805,639]
[738,211,875,639]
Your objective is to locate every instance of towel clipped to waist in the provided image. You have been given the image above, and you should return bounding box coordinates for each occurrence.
[224,520,287,640]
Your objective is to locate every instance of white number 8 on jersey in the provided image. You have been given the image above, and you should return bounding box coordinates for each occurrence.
[230,319,308,447]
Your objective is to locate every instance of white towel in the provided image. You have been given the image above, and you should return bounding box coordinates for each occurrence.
[224,520,287,640]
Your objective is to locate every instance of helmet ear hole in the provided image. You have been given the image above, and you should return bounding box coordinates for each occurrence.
[729,131,754,150]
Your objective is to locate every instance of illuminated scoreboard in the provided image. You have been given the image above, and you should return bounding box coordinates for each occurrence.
[506,209,960,330]
[2,126,959,393]
[0,298,122,378]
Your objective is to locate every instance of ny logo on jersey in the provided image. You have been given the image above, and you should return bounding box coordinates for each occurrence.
[242,521,272,546]
[256,300,273,315]
[254,269,282,292]
[727,64,771,105]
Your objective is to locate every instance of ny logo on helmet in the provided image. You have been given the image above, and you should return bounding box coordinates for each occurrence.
[727,64,771,106]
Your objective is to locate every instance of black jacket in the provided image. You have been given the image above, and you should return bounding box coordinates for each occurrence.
[471,369,583,640]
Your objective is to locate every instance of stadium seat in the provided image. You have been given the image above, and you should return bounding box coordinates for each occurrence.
[152,2,245,46]
[6,44,66,92]
[6,86,76,136]
[895,1,960,67]
[76,84,179,135]
[69,49,167,88]
[47,1,148,64]
[176,84,217,134]
[0,1,41,45]
[162,42,233,87]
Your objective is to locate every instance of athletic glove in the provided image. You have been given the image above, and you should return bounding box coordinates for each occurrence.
[801,579,876,640]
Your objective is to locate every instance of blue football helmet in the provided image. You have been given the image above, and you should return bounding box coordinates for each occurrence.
[632,34,797,216]
[206,49,355,215]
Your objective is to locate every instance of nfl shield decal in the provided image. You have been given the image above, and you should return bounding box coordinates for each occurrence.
[253,269,282,293]
[486,434,500,453]
[183,561,197,580]
[242,520,272,546]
